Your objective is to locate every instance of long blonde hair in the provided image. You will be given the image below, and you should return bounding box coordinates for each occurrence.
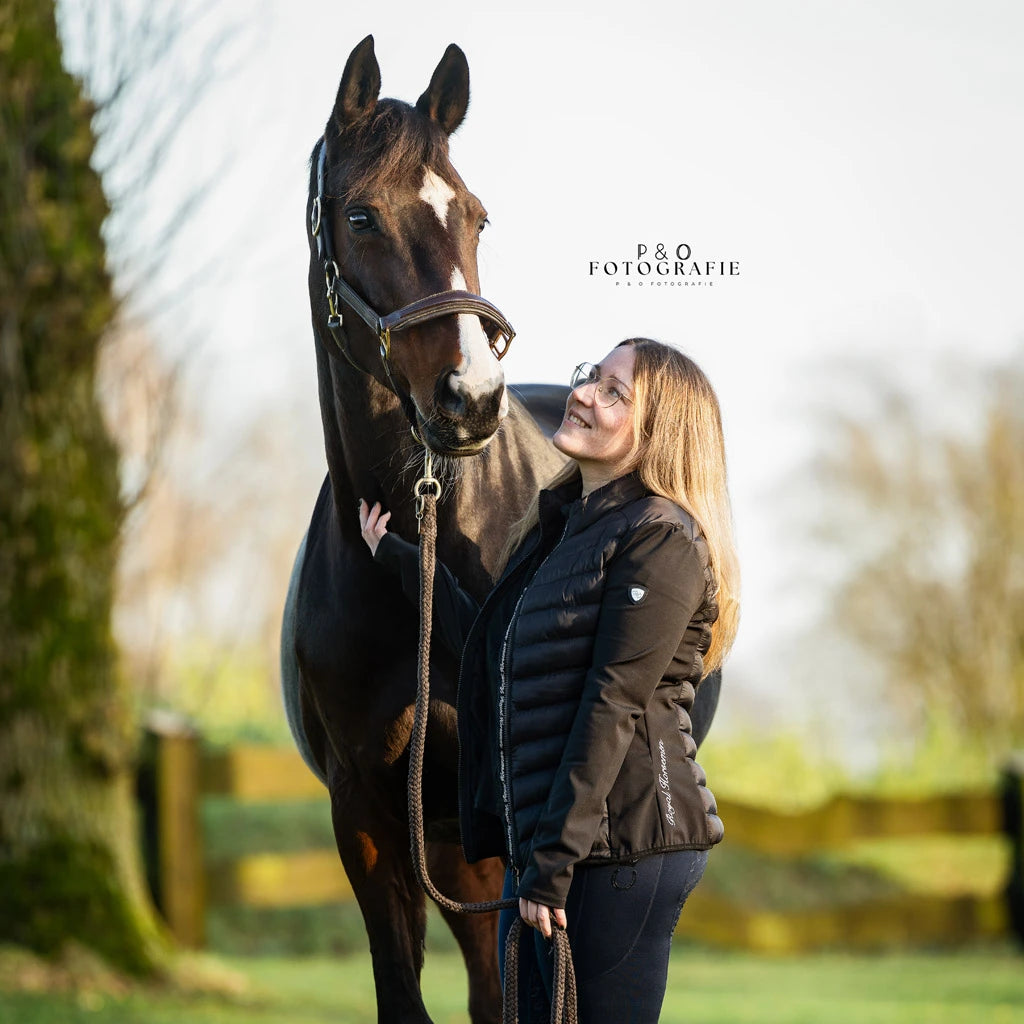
[505,338,740,674]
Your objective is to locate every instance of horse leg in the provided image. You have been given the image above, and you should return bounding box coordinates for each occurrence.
[427,842,504,1024]
[328,757,433,1024]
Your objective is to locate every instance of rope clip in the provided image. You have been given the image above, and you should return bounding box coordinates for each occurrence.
[414,447,441,532]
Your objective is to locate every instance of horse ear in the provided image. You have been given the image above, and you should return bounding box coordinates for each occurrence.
[332,35,381,130]
[416,44,470,135]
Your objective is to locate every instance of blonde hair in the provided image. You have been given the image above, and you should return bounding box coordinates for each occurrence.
[505,338,739,674]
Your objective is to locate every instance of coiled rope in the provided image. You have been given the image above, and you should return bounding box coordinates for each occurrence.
[407,453,577,1024]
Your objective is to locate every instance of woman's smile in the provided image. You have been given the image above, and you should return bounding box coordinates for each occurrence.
[553,345,636,494]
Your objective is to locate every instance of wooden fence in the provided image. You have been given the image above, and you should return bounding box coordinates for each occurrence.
[139,723,1024,953]
[676,785,1015,952]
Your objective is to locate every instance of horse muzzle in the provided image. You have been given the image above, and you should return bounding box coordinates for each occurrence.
[419,377,508,456]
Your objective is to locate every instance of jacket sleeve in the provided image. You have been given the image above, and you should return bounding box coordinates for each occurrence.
[516,520,710,909]
[373,532,480,659]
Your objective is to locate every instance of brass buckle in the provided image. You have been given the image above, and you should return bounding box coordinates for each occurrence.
[325,261,342,326]
[488,326,515,361]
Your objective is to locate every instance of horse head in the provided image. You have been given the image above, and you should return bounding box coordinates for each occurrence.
[308,35,510,456]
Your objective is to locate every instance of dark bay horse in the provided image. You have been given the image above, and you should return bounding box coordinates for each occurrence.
[281,36,563,1024]
[281,35,720,1024]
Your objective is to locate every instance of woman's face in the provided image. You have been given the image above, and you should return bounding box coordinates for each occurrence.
[553,345,637,476]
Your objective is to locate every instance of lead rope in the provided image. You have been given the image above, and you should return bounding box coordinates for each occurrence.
[409,450,578,1024]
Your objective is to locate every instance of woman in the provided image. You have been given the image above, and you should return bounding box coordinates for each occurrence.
[359,338,739,1022]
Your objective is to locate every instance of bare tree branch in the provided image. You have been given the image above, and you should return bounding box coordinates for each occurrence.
[807,353,1024,756]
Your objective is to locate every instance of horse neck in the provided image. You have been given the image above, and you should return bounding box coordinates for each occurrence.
[315,337,418,525]
[435,403,568,595]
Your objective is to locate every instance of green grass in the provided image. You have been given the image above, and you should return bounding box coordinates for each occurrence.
[1,947,1021,1023]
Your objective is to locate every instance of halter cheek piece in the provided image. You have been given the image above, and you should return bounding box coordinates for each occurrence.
[309,138,515,406]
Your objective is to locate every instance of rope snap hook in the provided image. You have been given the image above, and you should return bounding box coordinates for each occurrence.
[414,447,441,532]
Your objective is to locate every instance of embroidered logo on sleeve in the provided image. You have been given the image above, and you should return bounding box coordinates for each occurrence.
[628,585,647,604]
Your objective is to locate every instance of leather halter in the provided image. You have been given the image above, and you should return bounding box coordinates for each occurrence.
[309,138,515,394]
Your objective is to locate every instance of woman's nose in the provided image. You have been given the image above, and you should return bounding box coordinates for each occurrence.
[571,381,595,404]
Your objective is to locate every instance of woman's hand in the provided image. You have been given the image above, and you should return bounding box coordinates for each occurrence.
[358,498,392,557]
[519,897,567,940]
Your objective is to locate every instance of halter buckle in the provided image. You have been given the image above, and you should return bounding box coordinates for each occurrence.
[488,326,515,361]
[325,261,342,325]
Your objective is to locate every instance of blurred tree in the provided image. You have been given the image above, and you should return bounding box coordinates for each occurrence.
[0,0,166,972]
[61,0,290,734]
[815,356,1024,758]
[99,330,313,733]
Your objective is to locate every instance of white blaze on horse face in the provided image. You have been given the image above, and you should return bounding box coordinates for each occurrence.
[419,169,456,228]
[450,267,505,407]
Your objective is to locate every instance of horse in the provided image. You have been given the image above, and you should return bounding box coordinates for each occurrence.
[281,35,719,1024]
[280,35,563,1023]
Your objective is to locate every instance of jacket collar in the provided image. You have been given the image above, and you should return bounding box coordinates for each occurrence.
[539,469,648,538]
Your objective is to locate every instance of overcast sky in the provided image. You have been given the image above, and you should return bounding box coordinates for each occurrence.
[63,0,1024,736]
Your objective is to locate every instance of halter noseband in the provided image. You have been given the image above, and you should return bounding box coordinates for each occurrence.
[310,138,515,390]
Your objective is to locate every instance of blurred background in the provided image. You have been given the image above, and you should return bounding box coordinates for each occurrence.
[1,0,1022,1021]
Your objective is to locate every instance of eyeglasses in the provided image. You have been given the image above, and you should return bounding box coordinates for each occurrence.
[569,362,633,408]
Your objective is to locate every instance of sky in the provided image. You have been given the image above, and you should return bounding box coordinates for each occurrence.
[62,0,1024,738]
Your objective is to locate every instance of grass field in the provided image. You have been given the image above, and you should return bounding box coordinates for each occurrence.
[1,947,1021,1024]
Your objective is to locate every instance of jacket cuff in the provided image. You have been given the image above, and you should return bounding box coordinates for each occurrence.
[516,865,572,911]
[373,531,418,573]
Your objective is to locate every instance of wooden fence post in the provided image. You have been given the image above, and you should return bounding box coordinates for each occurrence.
[146,712,205,947]
[1003,752,1024,947]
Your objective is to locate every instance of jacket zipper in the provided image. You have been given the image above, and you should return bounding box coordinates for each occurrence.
[456,530,544,866]
[498,520,571,883]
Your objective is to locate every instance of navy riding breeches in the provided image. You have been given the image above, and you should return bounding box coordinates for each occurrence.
[499,849,708,1023]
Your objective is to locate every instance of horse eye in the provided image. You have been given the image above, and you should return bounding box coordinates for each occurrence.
[347,209,373,232]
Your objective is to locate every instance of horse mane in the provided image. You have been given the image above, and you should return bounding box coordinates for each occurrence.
[312,99,454,202]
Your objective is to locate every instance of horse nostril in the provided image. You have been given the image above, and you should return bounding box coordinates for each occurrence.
[437,370,468,419]
[436,369,506,430]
